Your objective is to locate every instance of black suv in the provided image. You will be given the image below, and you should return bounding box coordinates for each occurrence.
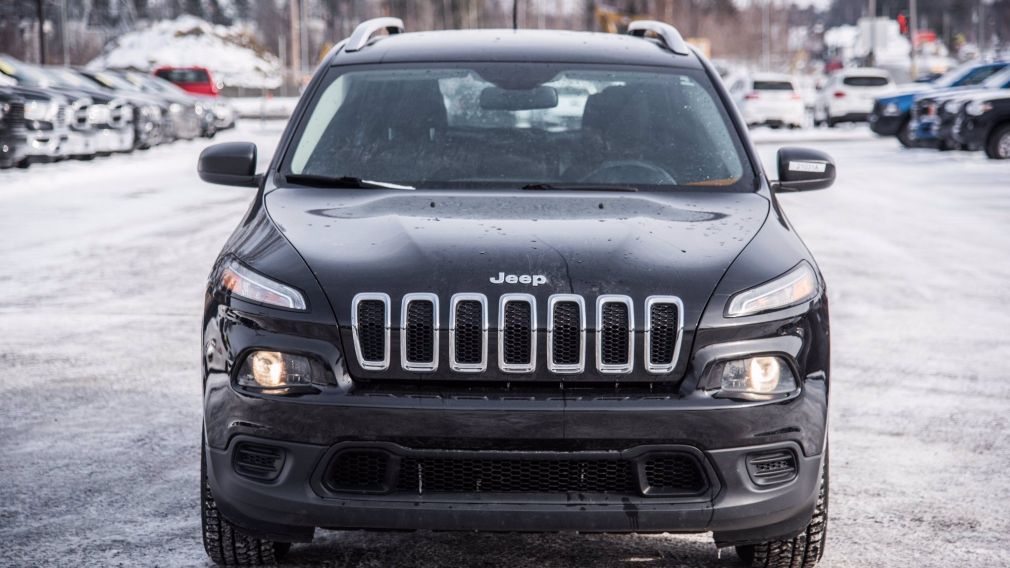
[197,19,835,567]
[952,91,1010,159]
[0,87,28,168]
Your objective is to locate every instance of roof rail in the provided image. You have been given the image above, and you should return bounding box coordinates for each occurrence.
[626,20,690,56]
[344,17,404,53]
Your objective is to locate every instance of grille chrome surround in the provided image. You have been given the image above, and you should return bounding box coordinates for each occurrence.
[546,294,586,374]
[351,292,391,371]
[400,293,439,372]
[449,293,488,373]
[498,293,537,373]
[596,295,634,374]
[644,295,684,374]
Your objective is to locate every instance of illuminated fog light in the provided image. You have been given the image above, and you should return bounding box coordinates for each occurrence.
[882,103,900,116]
[716,356,796,396]
[238,350,314,389]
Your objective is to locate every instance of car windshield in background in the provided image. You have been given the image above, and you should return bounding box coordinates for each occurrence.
[287,64,752,191]
[753,80,794,91]
[156,69,209,83]
[842,76,889,87]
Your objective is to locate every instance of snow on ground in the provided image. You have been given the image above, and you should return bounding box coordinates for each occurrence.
[88,16,282,89]
[1,124,1009,566]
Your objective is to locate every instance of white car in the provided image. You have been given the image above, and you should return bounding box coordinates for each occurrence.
[814,68,895,127]
[728,73,805,129]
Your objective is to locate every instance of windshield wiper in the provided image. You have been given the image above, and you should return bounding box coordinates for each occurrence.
[521,183,638,192]
[285,174,415,190]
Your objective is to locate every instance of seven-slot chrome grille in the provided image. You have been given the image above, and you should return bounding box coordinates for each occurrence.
[350,293,684,376]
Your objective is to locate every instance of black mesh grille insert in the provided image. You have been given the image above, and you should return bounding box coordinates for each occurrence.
[649,303,679,365]
[746,450,798,486]
[643,455,707,495]
[328,450,392,493]
[453,300,483,365]
[356,300,386,362]
[551,302,581,365]
[233,443,285,481]
[6,102,24,127]
[396,457,638,494]
[503,301,533,365]
[405,300,435,363]
[600,302,630,365]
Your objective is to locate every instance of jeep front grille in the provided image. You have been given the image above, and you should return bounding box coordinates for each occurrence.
[350,293,683,377]
[400,293,438,372]
[352,293,390,370]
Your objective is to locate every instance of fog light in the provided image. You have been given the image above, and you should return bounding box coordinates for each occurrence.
[238,350,314,389]
[716,356,796,396]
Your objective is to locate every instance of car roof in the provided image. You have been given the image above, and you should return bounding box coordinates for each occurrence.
[329,29,703,69]
[834,67,890,78]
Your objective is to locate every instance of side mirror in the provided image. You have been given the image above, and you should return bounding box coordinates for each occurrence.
[773,147,835,192]
[198,142,259,187]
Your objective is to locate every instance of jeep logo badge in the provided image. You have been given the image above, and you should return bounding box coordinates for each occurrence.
[489,272,548,286]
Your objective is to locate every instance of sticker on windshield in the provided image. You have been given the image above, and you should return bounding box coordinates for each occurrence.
[788,161,827,173]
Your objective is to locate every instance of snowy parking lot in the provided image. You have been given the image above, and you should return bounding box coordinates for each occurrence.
[1,122,1008,567]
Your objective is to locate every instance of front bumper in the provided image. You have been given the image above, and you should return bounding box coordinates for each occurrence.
[24,129,69,161]
[868,111,905,136]
[64,129,97,158]
[94,126,135,153]
[0,133,28,168]
[952,114,990,148]
[205,377,827,545]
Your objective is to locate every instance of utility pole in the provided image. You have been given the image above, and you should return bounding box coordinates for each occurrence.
[867,0,876,66]
[61,0,69,66]
[36,0,46,64]
[290,0,301,91]
[910,0,918,79]
[762,1,770,70]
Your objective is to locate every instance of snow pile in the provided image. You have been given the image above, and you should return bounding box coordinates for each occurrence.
[88,16,281,90]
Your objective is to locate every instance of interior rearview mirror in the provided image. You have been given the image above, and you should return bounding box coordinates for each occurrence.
[773,147,835,192]
[480,86,558,111]
[198,142,259,187]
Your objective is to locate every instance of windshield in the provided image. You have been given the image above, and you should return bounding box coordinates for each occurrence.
[0,57,55,88]
[981,66,1010,88]
[842,76,889,87]
[936,63,1006,88]
[286,64,752,191]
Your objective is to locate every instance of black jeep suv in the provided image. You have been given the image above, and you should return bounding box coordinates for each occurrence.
[197,18,835,567]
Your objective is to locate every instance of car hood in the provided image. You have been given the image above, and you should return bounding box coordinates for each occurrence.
[265,187,769,331]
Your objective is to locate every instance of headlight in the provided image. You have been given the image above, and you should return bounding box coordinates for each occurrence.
[220,259,306,310]
[726,262,819,317]
[966,100,993,116]
[25,100,59,121]
[710,356,797,396]
[237,350,315,389]
[86,103,111,125]
[882,102,900,116]
[194,103,205,116]
[944,100,962,113]
[0,102,7,120]
[169,102,182,114]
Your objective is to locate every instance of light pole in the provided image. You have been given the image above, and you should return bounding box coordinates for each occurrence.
[910,0,918,79]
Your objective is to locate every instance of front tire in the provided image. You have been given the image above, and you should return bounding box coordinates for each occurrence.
[984,124,1010,159]
[736,454,828,568]
[896,118,914,148]
[202,438,291,565]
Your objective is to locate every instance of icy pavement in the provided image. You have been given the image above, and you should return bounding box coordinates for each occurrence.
[1,123,1009,567]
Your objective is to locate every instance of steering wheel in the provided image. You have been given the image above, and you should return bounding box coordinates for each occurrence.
[579,160,677,185]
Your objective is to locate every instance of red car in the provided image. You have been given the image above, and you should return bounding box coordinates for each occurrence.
[152,66,218,96]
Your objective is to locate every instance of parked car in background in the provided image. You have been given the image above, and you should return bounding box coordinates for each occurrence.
[8,84,70,165]
[728,73,805,128]
[952,91,1010,159]
[0,54,98,160]
[813,68,895,127]
[42,67,135,155]
[153,65,219,96]
[909,66,1010,149]
[0,82,29,169]
[869,60,1009,147]
[76,68,166,149]
[117,70,206,140]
